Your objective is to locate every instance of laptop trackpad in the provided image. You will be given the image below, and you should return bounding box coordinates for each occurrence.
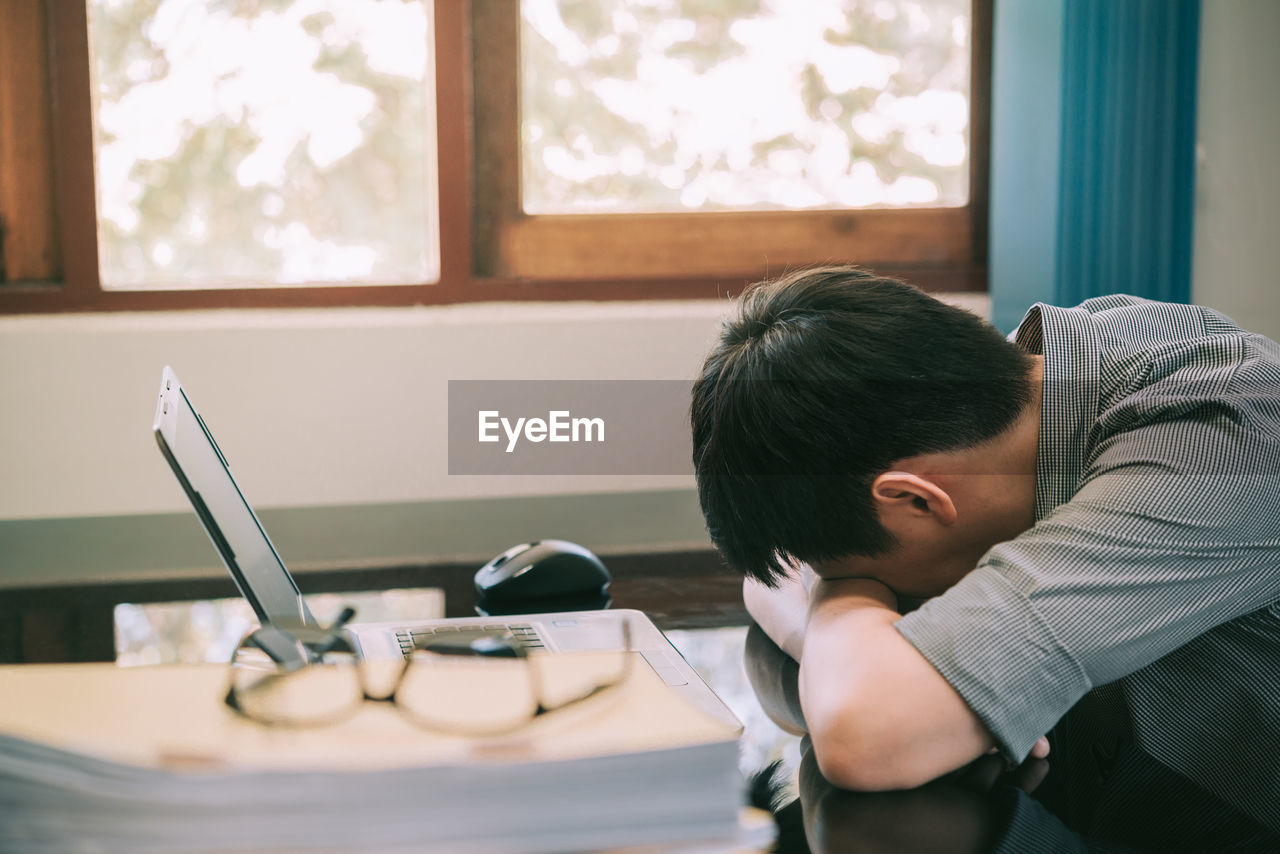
[641,650,688,687]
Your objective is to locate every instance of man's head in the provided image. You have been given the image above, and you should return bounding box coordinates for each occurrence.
[691,266,1040,596]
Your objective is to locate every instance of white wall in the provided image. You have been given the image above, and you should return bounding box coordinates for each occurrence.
[0,300,726,586]
[1192,0,1280,340]
[0,294,989,586]
[0,301,726,520]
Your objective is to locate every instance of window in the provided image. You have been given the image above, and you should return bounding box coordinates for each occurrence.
[0,0,990,313]
[88,0,440,291]
[522,2,971,215]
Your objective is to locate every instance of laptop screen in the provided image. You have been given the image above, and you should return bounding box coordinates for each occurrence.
[154,368,315,628]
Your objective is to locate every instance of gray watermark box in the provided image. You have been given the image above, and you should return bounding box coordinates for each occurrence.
[448,380,695,475]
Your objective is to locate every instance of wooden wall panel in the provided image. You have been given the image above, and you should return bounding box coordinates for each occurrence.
[0,0,60,283]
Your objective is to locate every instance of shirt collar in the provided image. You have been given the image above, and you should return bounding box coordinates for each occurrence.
[1013,303,1101,521]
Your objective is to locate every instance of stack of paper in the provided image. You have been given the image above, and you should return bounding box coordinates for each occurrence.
[0,656,743,853]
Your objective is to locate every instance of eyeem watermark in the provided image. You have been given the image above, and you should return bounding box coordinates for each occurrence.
[449,380,693,475]
[478,410,605,453]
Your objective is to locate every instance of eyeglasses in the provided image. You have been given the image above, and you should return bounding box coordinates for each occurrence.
[224,609,633,737]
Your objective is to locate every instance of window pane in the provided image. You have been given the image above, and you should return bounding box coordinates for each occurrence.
[87,0,439,290]
[520,0,970,214]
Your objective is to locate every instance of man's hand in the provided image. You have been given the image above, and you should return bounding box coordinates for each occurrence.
[742,568,813,661]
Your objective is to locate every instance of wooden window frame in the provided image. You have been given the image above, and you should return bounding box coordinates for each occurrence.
[0,0,990,315]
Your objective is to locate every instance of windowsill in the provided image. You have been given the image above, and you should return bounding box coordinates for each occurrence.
[0,298,739,332]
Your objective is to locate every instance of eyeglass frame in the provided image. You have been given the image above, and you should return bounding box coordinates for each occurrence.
[223,609,634,737]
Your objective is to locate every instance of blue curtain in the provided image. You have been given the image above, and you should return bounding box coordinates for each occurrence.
[989,0,1201,333]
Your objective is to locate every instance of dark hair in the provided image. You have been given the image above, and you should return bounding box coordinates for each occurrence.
[691,266,1034,586]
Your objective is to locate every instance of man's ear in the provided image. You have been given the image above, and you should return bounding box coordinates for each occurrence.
[871,472,958,525]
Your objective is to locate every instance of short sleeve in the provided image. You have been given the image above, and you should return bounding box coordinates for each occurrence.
[894,414,1280,761]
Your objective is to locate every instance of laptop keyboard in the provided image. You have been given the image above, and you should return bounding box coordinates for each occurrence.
[394,623,545,659]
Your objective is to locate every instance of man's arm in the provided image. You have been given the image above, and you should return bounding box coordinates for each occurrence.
[746,569,1049,790]
[742,624,807,735]
[798,577,998,791]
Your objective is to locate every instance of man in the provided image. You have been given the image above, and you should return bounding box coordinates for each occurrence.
[691,266,1280,835]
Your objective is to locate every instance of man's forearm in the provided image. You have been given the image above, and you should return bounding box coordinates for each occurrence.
[798,577,996,791]
[742,625,807,735]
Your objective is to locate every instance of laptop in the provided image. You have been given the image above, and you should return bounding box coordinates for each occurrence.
[152,366,741,729]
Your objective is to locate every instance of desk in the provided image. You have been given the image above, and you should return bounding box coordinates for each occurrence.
[0,548,747,664]
[1,564,784,854]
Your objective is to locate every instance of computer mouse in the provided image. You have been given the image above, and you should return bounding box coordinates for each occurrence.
[474,539,611,603]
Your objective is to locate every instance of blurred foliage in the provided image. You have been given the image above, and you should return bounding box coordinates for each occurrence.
[88,0,434,289]
[89,0,969,289]
[521,0,971,213]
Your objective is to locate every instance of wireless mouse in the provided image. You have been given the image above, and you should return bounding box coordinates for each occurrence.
[474,539,611,603]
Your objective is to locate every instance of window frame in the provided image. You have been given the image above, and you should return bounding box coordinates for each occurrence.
[0,0,991,314]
